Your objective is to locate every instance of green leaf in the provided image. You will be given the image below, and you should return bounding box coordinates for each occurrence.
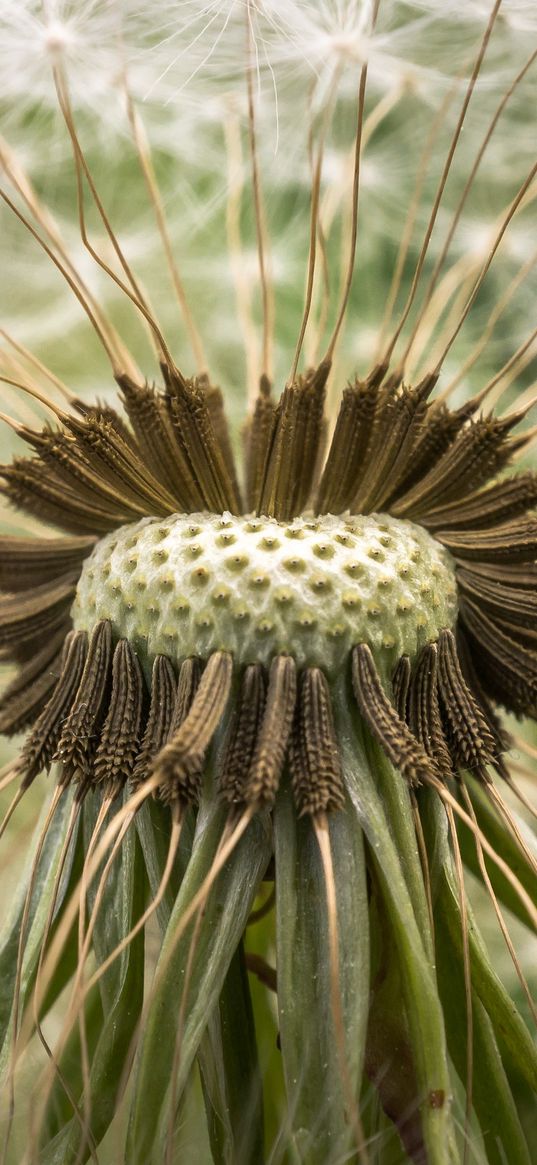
[362,732,434,963]
[41,981,104,1144]
[127,799,271,1165]
[422,791,537,1097]
[137,800,264,1164]
[135,796,194,930]
[334,684,459,1165]
[455,778,537,932]
[198,941,265,1165]
[365,899,432,1163]
[436,906,532,1165]
[273,780,369,1165]
[438,864,537,1096]
[81,793,144,1010]
[0,789,78,1077]
[40,806,146,1165]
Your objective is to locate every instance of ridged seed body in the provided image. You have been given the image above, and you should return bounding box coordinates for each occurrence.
[72,512,458,678]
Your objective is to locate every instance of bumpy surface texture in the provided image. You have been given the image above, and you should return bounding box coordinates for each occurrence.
[72,512,457,676]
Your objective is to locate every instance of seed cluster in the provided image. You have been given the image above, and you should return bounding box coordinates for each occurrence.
[72,511,458,676]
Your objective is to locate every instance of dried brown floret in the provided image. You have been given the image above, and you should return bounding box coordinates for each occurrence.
[55,619,113,791]
[352,643,439,786]
[93,638,145,795]
[218,663,267,806]
[289,667,345,816]
[152,651,233,806]
[245,655,297,806]
[131,654,178,789]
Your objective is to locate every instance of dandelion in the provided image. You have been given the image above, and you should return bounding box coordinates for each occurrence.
[0,2,536,1163]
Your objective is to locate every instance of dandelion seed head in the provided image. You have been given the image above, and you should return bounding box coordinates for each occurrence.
[72,511,457,676]
[0,5,536,1157]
